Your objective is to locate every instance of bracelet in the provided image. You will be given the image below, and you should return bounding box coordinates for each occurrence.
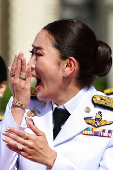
[12,101,28,109]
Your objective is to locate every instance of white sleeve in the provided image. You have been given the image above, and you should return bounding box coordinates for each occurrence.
[0,97,28,170]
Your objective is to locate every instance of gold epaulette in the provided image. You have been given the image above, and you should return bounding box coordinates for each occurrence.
[92,95,113,110]
[30,87,37,99]
[0,115,4,121]
[104,88,113,95]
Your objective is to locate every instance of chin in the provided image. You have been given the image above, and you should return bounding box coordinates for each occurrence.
[37,93,46,101]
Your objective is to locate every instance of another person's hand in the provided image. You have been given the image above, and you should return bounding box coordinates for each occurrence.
[2,124,57,169]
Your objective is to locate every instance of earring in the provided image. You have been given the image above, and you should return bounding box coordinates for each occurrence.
[0,94,3,98]
[63,72,66,77]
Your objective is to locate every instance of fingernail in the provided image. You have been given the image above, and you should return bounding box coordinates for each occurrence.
[15,54,18,58]
[2,131,5,135]
[2,137,6,141]
[19,52,23,56]
[27,66,30,69]
[7,127,10,131]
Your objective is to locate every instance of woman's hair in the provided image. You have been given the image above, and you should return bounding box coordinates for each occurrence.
[0,56,7,84]
[43,19,112,87]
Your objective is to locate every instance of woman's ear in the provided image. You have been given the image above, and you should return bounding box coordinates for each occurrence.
[64,57,76,77]
[0,81,7,97]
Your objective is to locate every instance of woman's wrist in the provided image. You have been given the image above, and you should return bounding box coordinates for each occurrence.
[46,150,57,169]
[11,105,26,125]
[12,100,28,110]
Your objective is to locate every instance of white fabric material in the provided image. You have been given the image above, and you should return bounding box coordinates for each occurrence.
[0,86,113,170]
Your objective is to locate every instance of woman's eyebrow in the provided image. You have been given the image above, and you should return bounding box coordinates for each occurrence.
[32,45,43,50]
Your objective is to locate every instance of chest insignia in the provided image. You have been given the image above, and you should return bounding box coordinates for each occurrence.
[30,87,37,99]
[104,88,113,95]
[85,111,113,127]
[92,95,113,110]
[27,108,36,117]
[82,127,113,138]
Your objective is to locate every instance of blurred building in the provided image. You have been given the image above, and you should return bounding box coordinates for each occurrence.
[0,0,61,65]
[0,0,113,87]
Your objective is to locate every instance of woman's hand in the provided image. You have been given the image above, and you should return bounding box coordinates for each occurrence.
[2,124,57,169]
[8,52,32,125]
[9,52,31,107]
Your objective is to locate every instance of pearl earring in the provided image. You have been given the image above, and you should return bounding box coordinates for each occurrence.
[63,72,66,77]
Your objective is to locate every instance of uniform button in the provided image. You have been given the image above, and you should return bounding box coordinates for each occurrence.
[85,107,91,113]
[41,102,46,107]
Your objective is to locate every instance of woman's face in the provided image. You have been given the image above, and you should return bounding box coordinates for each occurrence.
[28,30,65,102]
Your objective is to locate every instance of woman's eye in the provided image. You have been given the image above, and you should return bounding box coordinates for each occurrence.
[29,51,42,57]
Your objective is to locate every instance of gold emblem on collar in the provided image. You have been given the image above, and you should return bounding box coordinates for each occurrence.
[27,108,36,117]
[30,87,37,98]
[41,102,46,107]
[92,95,113,110]
[85,111,113,127]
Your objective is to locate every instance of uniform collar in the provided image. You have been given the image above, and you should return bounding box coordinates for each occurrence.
[52,86,89,115]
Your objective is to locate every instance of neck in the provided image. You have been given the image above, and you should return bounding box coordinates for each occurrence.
[53,85,82,106]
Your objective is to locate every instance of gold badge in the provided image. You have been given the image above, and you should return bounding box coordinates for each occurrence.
[27,108,36,117]
[85,111,113,127]
[92,95,113,110]
[30,87,37,98]
[41,102,46,107]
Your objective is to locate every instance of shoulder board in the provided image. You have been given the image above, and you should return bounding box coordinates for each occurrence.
[104,88,113,95]
[92,95,113,110]
[0,115,4,121]
[30,87,37,99]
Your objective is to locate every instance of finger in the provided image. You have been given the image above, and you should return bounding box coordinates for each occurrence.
[15,53,23,79]
[29,124,43,136]
[6,144,23,153]
[3,127,26,138]
[2,130,26,145]
[26,66,31,84]
[6,144,32,161]
[20,57,27,77]
[11,55,18,75]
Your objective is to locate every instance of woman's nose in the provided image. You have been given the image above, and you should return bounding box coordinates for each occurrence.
[27,57,35,69]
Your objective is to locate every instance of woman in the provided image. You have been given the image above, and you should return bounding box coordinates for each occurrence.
[0,19,113,170]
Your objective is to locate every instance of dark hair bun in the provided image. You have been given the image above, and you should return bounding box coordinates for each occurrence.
[94,40,112,77]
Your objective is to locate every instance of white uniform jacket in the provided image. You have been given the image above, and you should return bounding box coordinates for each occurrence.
[0,86,113,170]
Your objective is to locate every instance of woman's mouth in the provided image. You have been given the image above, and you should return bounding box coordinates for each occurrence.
[31,73,42,91]
[35,78,41,90]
